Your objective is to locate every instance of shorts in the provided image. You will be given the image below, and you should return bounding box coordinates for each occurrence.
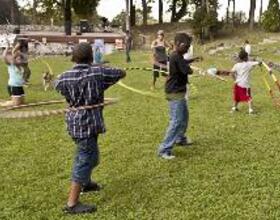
[7,86,25,97]
[233,84,252,102]
[153,61,168,78]
[72,136,99,185]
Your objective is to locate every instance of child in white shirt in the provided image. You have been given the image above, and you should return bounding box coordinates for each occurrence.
[231,49,261,114]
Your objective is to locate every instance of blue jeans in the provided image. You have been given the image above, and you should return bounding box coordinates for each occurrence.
[158,99,189,155]
[72,136,99,185]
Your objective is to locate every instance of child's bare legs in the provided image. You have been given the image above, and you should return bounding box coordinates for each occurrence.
[0,96,24,107]
[231,102,239,112]
[248,100,254,114]
[12,96,24,106]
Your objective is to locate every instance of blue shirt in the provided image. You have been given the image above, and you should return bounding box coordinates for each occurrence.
[54,64,125,139]
[8,64,25,87]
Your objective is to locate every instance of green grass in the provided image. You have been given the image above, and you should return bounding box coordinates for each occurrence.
[1,43,280,219]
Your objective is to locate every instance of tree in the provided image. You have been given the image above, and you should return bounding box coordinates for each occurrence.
[72,0,99,19]
[248,0,256,29]
[159,0,163,23]
[232,0,235,24]
[32,0,38,24]
[142,0,148,25]
[192,0,220,41]
[126,0,130,31]
[170,0,188,22]
[130,0,136,26]
[259,0,263,23]
[262,0,280,32]
[64,0,71,35]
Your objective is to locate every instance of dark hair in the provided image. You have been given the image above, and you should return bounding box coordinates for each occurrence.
[174,33,192,46]
[239,48,248,61]
[71,43,93,64]
[245,40,249,44]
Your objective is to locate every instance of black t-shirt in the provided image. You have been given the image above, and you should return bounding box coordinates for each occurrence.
[165,51,192,94]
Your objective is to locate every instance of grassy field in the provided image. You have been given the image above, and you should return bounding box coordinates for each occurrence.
[1,41,280,220]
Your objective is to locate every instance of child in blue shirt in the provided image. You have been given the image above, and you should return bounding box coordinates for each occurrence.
[1,46,25,106]
[94,46,103,64]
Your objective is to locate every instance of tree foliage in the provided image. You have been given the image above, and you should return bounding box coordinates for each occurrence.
[192,0,220,40]
[72,0,100,19]
[262,0,280,32]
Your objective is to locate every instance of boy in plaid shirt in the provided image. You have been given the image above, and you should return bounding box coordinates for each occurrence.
[55,43,126,215]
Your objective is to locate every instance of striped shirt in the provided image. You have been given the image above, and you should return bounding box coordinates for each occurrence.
[55,64,125,139]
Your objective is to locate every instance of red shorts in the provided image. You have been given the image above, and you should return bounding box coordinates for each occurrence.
[233,84,252,102]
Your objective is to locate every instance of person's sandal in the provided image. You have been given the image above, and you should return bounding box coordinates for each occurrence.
[63,202,97,215]
[81,182,101,193]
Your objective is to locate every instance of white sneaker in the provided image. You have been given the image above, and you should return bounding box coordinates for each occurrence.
[160,153,175,160]
[249,109,254,114]
[230,107,238,113]
[186,137,193,145]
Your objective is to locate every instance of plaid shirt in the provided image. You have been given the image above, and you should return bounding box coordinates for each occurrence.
[55,64,125,139]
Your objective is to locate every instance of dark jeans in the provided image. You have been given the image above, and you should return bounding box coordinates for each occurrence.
[72,135,99,185]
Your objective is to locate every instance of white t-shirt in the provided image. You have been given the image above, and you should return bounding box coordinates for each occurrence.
[244,44,251,56]
[231,61,259,88]
[184,45,193,60]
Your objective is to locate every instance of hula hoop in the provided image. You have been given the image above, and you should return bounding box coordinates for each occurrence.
[0,98,119,119]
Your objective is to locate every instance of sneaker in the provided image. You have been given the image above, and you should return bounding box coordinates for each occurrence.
[176,137,193,146]
[159,152,175,160]
[81,182,101,193]
[230,107,239,113]
[63,202,97,215]
[249,109,254,115]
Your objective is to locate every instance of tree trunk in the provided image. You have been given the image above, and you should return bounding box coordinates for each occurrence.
[226,0,230,23]
[125,0,130,31]
[259,0,263,23]
[232,0,235,25]
[32,0,38,24]
[159,0,163,24]
[10,0,15,24]
[170,0,187,22]
[64,0,72,35]
[249,0,256,30]
[130,0,136,26]
[142,0,148,25]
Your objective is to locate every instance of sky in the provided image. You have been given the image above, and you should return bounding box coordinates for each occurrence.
[18,0,270,22]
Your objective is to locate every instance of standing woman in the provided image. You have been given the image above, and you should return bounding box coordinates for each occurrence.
[151,30,172,90]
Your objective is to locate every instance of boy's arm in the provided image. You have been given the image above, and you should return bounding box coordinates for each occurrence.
[185,56,203,64]
[175,56,193,75]
[102,67,126,90]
